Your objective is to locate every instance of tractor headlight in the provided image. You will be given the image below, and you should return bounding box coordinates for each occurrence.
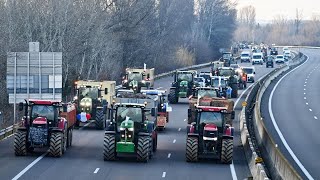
[73,96,78,100]
[124,79,128,83]
[85,102,91,107]
[141,80,146,84]
[80,102,85,106]
[121,134,125,138]
[128,127,134,131]
[120,127,125,131]
[128,134,131,138]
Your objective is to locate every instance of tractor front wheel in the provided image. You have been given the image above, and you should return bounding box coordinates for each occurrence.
[103,134,116,161]
[221,139,233,164]
[186,136,198,162]
[137,136,150,162]
[95,109,104,130]
[14,130,27,156]
[168,89,178,104]
[49,132,63,157]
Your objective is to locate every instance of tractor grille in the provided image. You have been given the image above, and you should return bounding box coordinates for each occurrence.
[203,129,217,140]
[29,126,48,145]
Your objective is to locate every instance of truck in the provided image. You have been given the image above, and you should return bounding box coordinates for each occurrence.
[103,91,159,162]
[73,80,116,129]
[14,99,76,157]
[121,66,155,91]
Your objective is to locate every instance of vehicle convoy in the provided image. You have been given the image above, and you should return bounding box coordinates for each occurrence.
[103,91,158,162]
[73,80,115,129]
[185,105,235,163]
[168,70,197,104]
[216,67,239,98]
[14,100,76,157]
[240,51,251,63]
[142,89,172,131]
[252,53,264,65]
[122,66,155,91]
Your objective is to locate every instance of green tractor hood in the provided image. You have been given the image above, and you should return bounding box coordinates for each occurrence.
[178,80,189,98]
[116,117,135,153]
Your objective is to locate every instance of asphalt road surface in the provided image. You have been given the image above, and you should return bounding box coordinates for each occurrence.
[261,49,319,180]
[0,61,274,180]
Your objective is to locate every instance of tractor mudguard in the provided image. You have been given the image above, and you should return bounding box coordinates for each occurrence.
[105,131,116,135]
[138,132,152,137]
[17,127,27,131]
[222,135,233,140]
[187,133,199,138]
[58,118,67,130]
[51,127,64,133]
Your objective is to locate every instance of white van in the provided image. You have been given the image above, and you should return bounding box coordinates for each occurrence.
[240,51,251,63]
[252,53,263,65]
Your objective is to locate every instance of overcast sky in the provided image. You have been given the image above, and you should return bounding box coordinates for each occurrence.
[237,0,320,21]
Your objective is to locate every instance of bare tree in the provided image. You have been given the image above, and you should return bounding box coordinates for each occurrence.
[294,8,303,35]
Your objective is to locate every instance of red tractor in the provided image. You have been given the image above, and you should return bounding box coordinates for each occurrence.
[186,106,234,164]
[14,99,76,157]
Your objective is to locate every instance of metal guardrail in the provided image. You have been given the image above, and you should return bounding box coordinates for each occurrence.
[240,51,306,179]
[0,61,214,141]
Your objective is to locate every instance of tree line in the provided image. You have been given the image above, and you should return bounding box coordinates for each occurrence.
[0,0,237,127]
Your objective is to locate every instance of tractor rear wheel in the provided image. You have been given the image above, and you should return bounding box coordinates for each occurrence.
[49,132,63,157]
[168,89,178,104]
[137,136,150,162]
[103,134,116,161]
[221,139,233,164]
[95,109,104,130]
[14,130,27,156]
[186,136,198,162]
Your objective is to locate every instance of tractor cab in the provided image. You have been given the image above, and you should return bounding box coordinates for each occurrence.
[122,67,155,90]
[190,87,220,99]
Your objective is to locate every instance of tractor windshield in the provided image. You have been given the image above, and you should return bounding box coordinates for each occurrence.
[221,79,227,87]
[31,105,55,120]
[198,90,217,98]
[212,78,219,87]
[199,111,223,127]
[79,87,99,99]
[177,73,192,82]
[223,53,231,59]
[116,107,143,123]
[128,73,142,81]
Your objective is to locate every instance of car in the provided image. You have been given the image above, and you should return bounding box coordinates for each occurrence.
[252,53,263,65]
[242,67,255,83]
[284,50,291,60]
[266,56,274,68]
[282,47,289,53]
[270,47,278,55]
[198,72,212,86]
[194,77,206,87]
[275,55,285,64]
[240,51,251,62]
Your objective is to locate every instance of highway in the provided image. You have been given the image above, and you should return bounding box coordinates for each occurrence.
[261,49,320,180]
[0,62,274,180]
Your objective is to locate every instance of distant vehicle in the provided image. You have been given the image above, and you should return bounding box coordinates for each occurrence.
[221,52,235,67]
[270,48,278,55]
[230,64,240,72]
[275,55,285,64]
[284,50,291,60]
[252,53,263,65]
[198,72,212,86]
[242,67,255,83]
[240,51,251,63]
[266,56,274,68]
[194,77,206,87]
[282,47,289,53]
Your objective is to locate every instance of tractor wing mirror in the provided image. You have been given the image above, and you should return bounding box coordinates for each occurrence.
[188,109,191,118]
[151,108,156,116]
[104,88,108,95]
[18,102,24,111]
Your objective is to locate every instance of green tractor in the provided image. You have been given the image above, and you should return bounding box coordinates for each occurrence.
[103,94,158,162]
[168,70,197,104]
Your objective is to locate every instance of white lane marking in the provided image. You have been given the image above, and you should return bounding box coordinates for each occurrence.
[183,119,186,121]
[157,87,163,90]
[173,139,176,143]
[306,102,309,105]
[79,121,93,130]
[12,152,47,180]
[94,168,100,174]
[178,128,181,131]
[304,97,307,99]
[304,85,306,86]
[230,162,238,180]
[304,88,306,91]
[167,153,171,158]
[162,172,166,178]
[269,55,314,180]
[305,81,307,84]
[309,109,312,112]
[314,116,318,120]
[2,133,14,140]
[304,92,306,95]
